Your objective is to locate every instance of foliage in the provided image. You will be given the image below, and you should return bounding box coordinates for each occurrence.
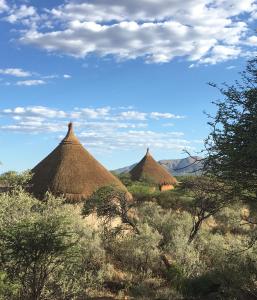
[0,189,107,300]
[205,58,257,249]
[182,176,235,243]
[0,271,20,299]
[116,172,133,187]
[110,223,162,275]
[117,173,160,203]
[0,185,256,299]
[188,232,257,299]
[156,189,192,211]
[205,58,257,195]
[128,182,159,203]
[137,202,203,276]
[0,216,75,299]
[0,170,31,189]
[214,204,246,234]
[82,186,138,233]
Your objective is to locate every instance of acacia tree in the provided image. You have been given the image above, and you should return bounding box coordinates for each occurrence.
[82,186,139,234]
[205,58,257,196]
[0,189,83,300]
[204,58,257,246]
[183,176,234,243]
[0,213,78,300]
[82,186,176,271]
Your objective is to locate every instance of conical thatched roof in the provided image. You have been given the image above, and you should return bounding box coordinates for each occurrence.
[130,148,178,186]
[30,123,126,201]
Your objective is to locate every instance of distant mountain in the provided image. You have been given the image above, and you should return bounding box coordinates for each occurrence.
[113,156,203,176]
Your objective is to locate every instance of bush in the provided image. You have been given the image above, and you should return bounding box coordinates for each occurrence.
[214,205,247,234]
[0,271,20,299]
[0,182,256,299]
[0,170,31,188]
[110,223,162,276]
[116,172,133,187]
[137,202,204,290]
[156,189,193,211]
[0,189,107,300]
[128,182,159,203]
[184,229,257,299]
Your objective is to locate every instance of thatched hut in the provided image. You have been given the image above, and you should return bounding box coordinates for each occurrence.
[129,148,178,191]
[30,122,126,202]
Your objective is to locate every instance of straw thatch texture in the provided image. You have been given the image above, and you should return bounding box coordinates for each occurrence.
[30,123,126,202]
[129,148,178,187]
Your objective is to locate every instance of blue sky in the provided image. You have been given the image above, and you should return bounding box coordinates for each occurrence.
[0,0,256,172]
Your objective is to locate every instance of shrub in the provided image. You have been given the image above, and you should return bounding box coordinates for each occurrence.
[156,189,193,211]
[0,182,256,299]
[110,223,162,275]
[0,189,107,300]
[0,271,20,299]
[128,182,158,203]
[116,172,133,187]
[214,205,246,234]
[137,202,204,288]
[185,230,257,299]
[0,170,31,189]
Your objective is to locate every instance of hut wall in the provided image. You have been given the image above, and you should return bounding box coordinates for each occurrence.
[160,184,174,191]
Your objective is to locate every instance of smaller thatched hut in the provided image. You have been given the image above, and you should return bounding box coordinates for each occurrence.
[129,148,178,191]
[30,122,127,201]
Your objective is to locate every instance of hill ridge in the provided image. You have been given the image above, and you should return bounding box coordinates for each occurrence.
[113,156,203,176]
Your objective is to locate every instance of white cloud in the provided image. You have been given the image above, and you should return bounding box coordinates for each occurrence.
[0,68,31,77]
[226,65,236,70]
[5,5,37,24]
[118,110,147,121]
[0,105,190,152]
[1,122,65,133]
[20,20,215,63]
[7,0,255,64]
[42,74,59,79]
[0,71,74,86]
[0,68,72,85]
[1,106,67,119]
[73,107,111,119]
[0,0,8,12]
[82,121,147,130]
[79,130,189,151]
[198,45,242,65]
[150,112,185,119]
[0,105,187,123]
[245,35,257,46]
[49,0,254,23]
[16,79,46,86]
[1,105,186,123]
[162,123,174,127]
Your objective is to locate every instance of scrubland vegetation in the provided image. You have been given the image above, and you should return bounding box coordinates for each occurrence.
[0,175,256,299]
[0,59,257,299]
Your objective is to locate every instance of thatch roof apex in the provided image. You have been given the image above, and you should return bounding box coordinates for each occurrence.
[62,122,80,145]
